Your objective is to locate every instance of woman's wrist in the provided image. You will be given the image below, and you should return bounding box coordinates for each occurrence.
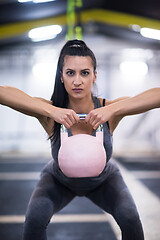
[107,100,126,118]
[43,103,58,119]
[32,97,57,119]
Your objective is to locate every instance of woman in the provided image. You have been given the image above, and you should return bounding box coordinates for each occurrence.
[0,39,160,240]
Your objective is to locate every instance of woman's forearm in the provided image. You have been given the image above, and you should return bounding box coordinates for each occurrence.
[114,88,160,117]
[0,85,56,118]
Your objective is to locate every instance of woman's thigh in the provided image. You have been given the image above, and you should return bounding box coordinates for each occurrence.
[86,161,139,219]
[25,164,76,226]
[86,161,144,239]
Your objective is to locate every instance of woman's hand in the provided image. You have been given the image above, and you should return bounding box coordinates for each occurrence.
[85,106,110,129]
[85,104,124,134]
[51,107,80,129]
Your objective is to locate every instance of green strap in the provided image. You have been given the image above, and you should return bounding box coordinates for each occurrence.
[66,0,83,40]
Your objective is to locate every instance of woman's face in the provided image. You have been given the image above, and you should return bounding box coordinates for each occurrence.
[61,55,97,100]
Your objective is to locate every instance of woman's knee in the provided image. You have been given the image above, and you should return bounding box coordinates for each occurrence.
[114,205,144,239]
[24,197,54,229]
[114,202,142,230]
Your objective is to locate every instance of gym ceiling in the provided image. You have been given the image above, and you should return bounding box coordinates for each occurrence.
[0,0,160,49]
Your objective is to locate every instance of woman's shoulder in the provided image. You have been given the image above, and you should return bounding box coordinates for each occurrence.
[98,98,112,107]
[99,97,130,107]
[35,97,54,137]
[38,116,54,137]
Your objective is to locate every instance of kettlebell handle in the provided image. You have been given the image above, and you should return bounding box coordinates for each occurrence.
[78,113,87,120]
[60,114,103,145]
[61,114,103,132]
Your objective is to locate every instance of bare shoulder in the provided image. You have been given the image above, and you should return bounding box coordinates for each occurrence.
[99,97,117,106]
[38,116,54,137]
[34,97,54,137]
[99,97,130,106]
[99,97,130,134]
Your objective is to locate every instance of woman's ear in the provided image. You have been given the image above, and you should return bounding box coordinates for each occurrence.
[93,71,97,83]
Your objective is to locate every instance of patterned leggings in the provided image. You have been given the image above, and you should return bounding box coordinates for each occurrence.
[23,160,144,240]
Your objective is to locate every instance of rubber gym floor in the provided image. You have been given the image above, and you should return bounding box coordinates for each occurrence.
[0,154,160,240]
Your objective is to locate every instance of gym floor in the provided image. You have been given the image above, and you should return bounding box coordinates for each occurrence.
[0,154,160,240]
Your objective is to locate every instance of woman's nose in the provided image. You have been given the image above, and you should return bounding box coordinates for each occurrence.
[73,75,82,85]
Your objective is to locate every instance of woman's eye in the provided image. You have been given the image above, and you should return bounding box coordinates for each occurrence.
[81,71,89,76]
[66,71,74,76]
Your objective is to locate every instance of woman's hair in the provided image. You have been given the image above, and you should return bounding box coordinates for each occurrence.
[50,39,97,141]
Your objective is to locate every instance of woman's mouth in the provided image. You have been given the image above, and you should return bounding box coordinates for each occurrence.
[72,88,83,93]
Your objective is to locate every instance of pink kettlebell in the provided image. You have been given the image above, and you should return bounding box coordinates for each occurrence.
[58,114,106,178]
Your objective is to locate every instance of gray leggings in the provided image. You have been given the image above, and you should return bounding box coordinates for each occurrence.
[23,160,144,240]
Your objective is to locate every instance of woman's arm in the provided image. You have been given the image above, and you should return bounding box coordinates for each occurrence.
[112,88,160,117]
[107,88,160,134]
[0,86,56,118]
[86,88,160,133]
[0,86,80,131]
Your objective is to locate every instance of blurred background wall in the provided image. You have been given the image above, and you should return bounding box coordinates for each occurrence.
[0,0,160,156]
